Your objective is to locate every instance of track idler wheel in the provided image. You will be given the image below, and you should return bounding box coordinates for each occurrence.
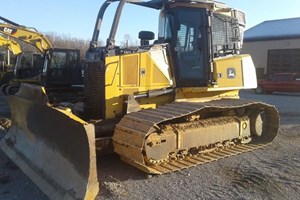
[250,111,264,137]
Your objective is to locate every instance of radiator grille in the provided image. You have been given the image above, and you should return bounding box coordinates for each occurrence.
[84,61,105,119]
[211,11,245,55]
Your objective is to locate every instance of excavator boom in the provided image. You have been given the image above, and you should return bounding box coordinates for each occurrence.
[0,16,52,53]
[0,35,22,55]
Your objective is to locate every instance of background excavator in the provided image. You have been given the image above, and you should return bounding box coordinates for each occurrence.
[0,34,22,85]
[0,0,279,200]
[0,16,83,95]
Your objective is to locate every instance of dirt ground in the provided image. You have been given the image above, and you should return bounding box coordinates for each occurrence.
[0,90,300,200]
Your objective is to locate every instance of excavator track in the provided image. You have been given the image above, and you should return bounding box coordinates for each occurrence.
[113,99,279,174]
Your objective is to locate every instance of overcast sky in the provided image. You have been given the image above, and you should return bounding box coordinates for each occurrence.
[1,0,299,44]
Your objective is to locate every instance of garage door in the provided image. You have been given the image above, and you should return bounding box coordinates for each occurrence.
[267,49,300,74]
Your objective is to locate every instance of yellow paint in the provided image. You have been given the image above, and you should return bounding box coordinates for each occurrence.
[41,86,46,95]
[0,35,22,55]
[0,23,52,53]
[175,88,239,102]
[120,54,139,86]
[104,50,172,119]
[213,55,245,88]
[53,107,87,124]
[104,48,250,119]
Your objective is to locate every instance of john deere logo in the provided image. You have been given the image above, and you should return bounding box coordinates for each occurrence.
[227,68,236,79]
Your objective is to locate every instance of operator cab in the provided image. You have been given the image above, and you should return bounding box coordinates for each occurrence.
[158,7,209,87]
[44,48,83,86]
[157,2,245,87]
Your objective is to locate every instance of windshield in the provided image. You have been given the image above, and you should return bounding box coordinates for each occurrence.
[166,7,209,87]
[47,49,81,85]
[50,50,79,69]
[15,53,43,79]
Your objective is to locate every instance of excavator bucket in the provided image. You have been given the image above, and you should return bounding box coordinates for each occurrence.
[0,84,99,200]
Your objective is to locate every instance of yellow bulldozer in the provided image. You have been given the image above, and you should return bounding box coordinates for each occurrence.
[0,0,279,199]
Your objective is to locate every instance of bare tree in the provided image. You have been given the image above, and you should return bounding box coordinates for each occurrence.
[121,34,133,47]
[46,32,93,59]
[46,32,105,58]
[2,32,104,60]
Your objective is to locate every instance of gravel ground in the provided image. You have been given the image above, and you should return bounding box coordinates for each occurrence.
[0,90,300,200]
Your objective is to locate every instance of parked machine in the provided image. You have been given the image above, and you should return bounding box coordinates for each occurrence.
[0,16,83,94]
[0,0,279,200]
[0,34,21,85]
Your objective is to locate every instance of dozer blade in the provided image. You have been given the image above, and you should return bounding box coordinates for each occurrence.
[113,99,279,174]
[0,84,99,200]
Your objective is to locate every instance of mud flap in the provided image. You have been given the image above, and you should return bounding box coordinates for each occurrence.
[0,84,99,200]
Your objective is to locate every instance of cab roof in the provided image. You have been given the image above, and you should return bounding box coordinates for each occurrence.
[129,0,225,10]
